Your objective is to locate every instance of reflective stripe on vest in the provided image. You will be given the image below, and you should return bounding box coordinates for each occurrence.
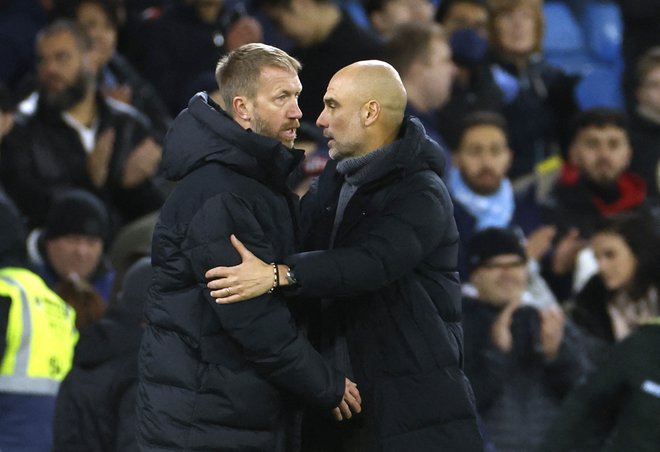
[0,268,78,395]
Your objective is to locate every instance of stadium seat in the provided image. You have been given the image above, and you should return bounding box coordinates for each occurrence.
[575,65,624,109]
[543,2,597,75]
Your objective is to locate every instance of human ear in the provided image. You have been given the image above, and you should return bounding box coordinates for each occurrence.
[232,97,251,121]
[363,100,380,126]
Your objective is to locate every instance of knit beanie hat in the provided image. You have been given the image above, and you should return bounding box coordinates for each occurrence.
[467,227,527,274]
[44,189,109,241]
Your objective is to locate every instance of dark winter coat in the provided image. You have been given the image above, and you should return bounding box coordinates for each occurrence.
[462,297,589,452]
[538,320,660,452]
[0,93,164,229]
[52,316,142,452]
[286,117,483,451]
[136,93,344,451]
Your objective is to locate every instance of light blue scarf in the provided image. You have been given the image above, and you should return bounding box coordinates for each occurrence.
[448,166,515,231]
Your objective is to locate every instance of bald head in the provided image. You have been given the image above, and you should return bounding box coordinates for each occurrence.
[336,60,407,123]
[318,60,407,159]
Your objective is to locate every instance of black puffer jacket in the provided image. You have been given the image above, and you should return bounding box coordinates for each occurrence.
[136,93,344,451]
[287,117,483,451]
[0,94,164,229]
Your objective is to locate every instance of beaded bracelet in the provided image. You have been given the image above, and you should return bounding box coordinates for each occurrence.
[268,263,279,293]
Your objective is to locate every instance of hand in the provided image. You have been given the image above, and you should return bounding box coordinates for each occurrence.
[551,228,588,275]
[102,84,133,105]
[490,300,522,353]
[121,137,162,188]
[539,307,565,361]
[524,225,556,261]
[331,378,362,421]
[87,128,115,187]
[224,16,263,51]
[206,235,273,303]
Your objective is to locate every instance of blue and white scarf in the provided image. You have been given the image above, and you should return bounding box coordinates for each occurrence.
[448,166,515,231]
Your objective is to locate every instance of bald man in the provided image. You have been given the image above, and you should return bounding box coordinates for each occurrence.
[206,61,484,451]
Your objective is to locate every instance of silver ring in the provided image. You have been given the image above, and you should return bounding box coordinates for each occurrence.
[225,287,232,297]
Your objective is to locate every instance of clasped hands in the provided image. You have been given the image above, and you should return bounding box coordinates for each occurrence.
[205,235,362,420]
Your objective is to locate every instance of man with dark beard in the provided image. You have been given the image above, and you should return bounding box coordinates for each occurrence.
[0,19,164,231]
[447,110,554,279]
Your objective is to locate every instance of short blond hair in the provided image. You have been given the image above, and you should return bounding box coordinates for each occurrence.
[215,43,302,116]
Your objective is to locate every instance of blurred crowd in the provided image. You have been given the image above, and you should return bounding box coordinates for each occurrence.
[0,0,659,451]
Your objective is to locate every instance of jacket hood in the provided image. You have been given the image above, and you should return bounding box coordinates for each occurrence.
[162,92,303,186]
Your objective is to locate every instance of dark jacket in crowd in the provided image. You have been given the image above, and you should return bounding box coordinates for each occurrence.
[52,258,152,452]
[628,110,660,200]
[286,117,483,451]
[489,53,579,179]
[102,53,172,140]
[462,297,589,452]
[538,320,660,452]
[136,93,345,452]
[541,162,658,240]
[291,11,384,122]
[0,94,164,229]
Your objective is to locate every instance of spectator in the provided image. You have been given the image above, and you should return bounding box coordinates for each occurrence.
[62,0,173,139]
[447,110,552,279]
[287,121,330,197]
[364,0,435,38]
[568,212,660,365]
[53,257,152,452]
[0,19,165,230]
[538,316,660,452]
[385,22,456,162]
[462,227,589,452]
[252,0,384,120]
[0,196,78,452]
[628,46,660,199]
[435,0,504,150]
[539,108,659,298]
[28,189,115,329]
[488,0,579,179]
[130,0,262,115]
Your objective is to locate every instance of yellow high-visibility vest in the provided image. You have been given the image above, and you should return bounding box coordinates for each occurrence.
[0,267,78,395]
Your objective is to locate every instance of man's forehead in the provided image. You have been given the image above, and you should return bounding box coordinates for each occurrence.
[577,125,627,139]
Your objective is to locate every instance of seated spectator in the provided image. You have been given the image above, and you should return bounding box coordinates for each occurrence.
[462,227,589,452]
[131,0,262,116]
[53,257,152,452]
[435,0,504,150]
[539,108,660,298]
[538,316,660,452]
[364,0,435,38]
[567,212,660,365]
[447,110,554,280]
[385,22,456,161]
[287,121,329,197]
[628,46,660,199]
[252,0,384,120]
[62,0,172,139]
[0,196,78,452]
[488,0,579,179]
[28,189,115,329]
[0,20,165,230]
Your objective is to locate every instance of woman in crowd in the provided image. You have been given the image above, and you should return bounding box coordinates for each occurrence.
[568,212,660,364]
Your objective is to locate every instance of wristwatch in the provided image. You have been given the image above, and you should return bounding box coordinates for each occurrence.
[285,267,298,286]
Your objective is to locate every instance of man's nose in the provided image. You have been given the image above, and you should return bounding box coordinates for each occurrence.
[289,101,302,119]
